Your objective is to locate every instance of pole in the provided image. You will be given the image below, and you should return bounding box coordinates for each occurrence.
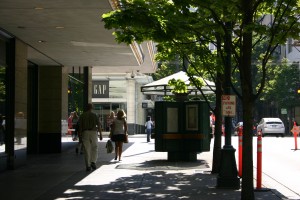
[216,21,240,189]
[256,131,262,189]
[238,126,243,177]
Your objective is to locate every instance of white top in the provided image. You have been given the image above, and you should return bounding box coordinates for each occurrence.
[113,119,125,135]
[145,120,153,129]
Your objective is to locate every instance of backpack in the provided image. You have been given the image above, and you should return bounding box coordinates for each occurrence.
[106,139,114,153]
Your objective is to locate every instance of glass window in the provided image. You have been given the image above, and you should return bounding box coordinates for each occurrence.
[0,38,6,153]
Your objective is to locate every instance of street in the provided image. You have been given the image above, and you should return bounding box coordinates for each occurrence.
[230,136,300,199]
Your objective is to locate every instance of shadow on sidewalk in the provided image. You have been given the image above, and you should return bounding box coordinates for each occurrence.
[0,139,288,200]
[36,169,284,200]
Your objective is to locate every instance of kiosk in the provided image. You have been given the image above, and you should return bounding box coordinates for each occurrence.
[154,101,211,161]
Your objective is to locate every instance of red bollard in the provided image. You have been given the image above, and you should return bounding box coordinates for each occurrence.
[256,130,262,189]
[238,126,243,177]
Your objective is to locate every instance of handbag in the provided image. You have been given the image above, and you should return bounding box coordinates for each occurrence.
[106,139,114,153]
[124,133,129,143]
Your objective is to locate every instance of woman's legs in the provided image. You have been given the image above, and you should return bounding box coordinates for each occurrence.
[117,141,123,161]
[114,142,118,160]
[113,135,124,161]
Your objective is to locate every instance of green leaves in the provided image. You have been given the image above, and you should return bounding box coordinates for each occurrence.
[168,78,188,94]
[102,0,300,101]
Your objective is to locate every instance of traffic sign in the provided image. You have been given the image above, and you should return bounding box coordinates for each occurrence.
[221,95,236,117]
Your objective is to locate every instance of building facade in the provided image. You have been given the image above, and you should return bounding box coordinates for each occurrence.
[0,1,157,172]
[91,73,154,134]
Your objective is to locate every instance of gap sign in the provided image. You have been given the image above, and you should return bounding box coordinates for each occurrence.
[92,81,109,98]
[221,95,236,117]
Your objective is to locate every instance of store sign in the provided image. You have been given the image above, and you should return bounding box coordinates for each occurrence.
[92,81,109,98]
[221,95,236,117]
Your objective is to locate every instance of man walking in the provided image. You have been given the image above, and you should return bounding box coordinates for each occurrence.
[145,116,153,143]
[79,103,102,171]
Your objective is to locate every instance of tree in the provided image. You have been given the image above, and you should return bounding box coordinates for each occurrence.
[68,74,84,115]
[102,0,300,199]
[257,60,299,106]
[152,62,178,81]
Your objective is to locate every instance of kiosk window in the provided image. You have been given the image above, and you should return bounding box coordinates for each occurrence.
[167,108,178,132]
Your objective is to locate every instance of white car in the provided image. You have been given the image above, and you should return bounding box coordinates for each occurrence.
[257,118,285,137]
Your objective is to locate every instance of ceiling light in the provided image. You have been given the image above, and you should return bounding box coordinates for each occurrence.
[38,40,46,43]
[55,26,64,29]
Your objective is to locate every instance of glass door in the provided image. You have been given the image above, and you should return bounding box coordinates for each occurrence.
[93,103,126,132]
[0,38,6,154]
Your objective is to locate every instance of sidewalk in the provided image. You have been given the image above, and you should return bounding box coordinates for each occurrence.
[0,134,290,199]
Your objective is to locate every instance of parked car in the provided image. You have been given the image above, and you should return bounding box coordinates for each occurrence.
[233,122,257,136]
[256,118,285,137]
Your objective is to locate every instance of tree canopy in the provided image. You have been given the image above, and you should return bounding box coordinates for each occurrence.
[102,0,300,199]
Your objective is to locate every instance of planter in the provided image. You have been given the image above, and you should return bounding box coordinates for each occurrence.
[174,93,189,102]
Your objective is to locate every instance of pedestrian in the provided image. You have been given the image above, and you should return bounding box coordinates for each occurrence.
[67,112,74,135]
[75,119,84,155]
[78,103,103,172]
[145,116,153,142]
[209,111,215,135]
[107,111,115,138]
[111,109,128,161]
[72,111,79,141]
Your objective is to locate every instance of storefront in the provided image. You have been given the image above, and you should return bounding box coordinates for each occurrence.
[0,33,8,170]
[92,74,153,134]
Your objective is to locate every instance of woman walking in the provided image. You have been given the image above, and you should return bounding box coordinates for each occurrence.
[111,109,128,161]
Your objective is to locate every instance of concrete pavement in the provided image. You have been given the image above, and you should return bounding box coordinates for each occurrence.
[0,134,296,200]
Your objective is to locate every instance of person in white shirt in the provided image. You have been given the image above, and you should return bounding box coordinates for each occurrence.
[145,116,154,142]
[111,109,128,161]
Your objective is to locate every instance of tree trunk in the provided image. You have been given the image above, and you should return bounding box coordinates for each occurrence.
[240,0,255,198]
[241,92,254,199]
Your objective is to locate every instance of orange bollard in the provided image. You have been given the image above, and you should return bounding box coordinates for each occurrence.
[256,130,262,189]
[294,132,298,150]
[292,122,298,150]
[238,126,243,177]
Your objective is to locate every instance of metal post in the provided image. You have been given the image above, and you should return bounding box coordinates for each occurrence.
[238,126,243,177]
[216,22,240,189]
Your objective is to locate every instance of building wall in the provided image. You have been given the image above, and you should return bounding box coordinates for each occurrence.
[126,79,135,127]
[14,39,28,167]
[61,67,69,121]
[136,82,147,134]
[38,66,62,153]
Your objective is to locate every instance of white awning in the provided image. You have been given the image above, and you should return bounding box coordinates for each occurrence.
[141,71,215,96]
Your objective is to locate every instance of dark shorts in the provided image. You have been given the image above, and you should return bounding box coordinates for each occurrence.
[111,134,126,142]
